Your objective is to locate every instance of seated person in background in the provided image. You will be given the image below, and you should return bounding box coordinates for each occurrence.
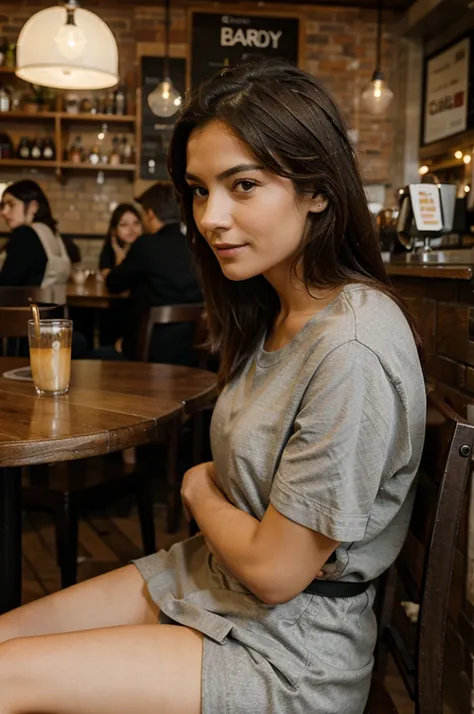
[103,181,202,364]
[0,180,71,287]
[99,203,143,278]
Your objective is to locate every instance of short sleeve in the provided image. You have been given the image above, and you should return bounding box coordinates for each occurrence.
[270,340,410,542]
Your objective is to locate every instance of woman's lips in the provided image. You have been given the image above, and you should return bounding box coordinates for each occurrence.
[214,243,248,258]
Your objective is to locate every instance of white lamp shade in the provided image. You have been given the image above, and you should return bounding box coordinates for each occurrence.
[16,6,119,90]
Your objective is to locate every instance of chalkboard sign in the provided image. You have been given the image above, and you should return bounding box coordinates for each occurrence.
[139,56,186,180]
[189,11,301,89]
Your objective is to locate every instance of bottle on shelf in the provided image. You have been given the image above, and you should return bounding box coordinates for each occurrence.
[69,136,84,164]
[42,137,56,161]
[0,86,10,112]
[89,145,100,165]
[110,136,121,165]
[16,137,31,160]
[113,85,127,115]
[30,138,42,160]
[119,135,132,163]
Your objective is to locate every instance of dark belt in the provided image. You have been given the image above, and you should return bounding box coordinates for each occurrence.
[304,579,372,598]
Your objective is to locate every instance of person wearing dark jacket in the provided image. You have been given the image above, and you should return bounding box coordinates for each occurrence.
[103,181,202,364]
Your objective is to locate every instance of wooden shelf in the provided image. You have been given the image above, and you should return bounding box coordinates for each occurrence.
[59,112,136,124]
[60,162,136,172]
[0,111,135,124]
[0,111,56,120]
[0,158,56,168]
[0,67,16,74]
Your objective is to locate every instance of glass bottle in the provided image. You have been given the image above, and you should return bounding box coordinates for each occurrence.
[110,136,121,165]
[30,138,42,160]
[16,136,31,159]
[42,137,56,160]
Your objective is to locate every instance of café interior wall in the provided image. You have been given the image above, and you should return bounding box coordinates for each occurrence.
[0,0,399,248]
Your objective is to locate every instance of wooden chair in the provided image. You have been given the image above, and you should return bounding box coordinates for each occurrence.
[365,391,474,713]
[135,303,205,363]
[136,302,215,533]
[0,303,61,355]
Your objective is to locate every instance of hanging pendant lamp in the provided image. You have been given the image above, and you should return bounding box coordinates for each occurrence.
[16,0,118,91]
[361,0,393,114]
[147,0,182,118]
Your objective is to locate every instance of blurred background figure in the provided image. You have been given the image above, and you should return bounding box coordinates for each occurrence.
[0,179,77,287]
[99,203,143,279]
[94,181,202,364]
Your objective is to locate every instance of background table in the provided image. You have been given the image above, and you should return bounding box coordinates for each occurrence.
[66,279,128,309]
[0,358,216,613]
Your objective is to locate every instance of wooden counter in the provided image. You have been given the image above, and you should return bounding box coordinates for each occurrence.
[386,256,474,714]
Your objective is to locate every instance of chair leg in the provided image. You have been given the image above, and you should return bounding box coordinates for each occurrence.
[55,496,79,589]
[165,419,182,534]
[136,477,156,555]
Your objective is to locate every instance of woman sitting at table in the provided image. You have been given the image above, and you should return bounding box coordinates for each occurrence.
[0,180,72,287]
[0,60,425,714]
[99,203,143,278]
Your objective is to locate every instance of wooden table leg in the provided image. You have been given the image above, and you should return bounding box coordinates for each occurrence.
[0,467,22,614]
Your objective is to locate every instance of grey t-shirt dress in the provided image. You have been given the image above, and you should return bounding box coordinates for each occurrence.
[134,283,426,713]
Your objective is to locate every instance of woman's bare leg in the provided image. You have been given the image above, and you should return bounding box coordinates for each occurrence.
[0,564,157,644]
[0,623,203,714]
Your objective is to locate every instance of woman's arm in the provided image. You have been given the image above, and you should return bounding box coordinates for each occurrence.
[182,462,338,605]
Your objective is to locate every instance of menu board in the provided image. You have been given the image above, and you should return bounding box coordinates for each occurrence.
[189,11,300,89]
[139,56,186,180]
[409,184,443,232]
[423,36,474,145]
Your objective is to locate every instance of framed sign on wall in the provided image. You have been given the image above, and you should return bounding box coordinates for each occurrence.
[188,9,304,90]
[138,56,186,181]
[422,35,474,145]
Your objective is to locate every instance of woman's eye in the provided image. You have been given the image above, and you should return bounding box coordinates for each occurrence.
[235,180,257,193]
[191,186,208,198]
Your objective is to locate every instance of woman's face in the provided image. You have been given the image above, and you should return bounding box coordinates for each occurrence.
[1,192,36,230]
[115,211,142,244]
[185,120,324,283]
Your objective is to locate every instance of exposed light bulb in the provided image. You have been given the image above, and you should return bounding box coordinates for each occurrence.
[454,150,463,159]
[418,165,429,175]
[361,71,393,114]
[54,3,87,60]
[464,185,471,193]
[463,154,472,164]
[147,79,182,118]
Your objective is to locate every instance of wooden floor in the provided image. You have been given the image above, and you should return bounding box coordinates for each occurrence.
[22,504,415,712]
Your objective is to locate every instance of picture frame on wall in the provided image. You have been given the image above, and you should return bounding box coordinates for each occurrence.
[422,34,474,146]
[188,8,305,90]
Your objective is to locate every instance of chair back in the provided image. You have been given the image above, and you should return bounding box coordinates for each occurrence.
[0,285,67,307]
[374,391,474,713]
[136,303,206,363]
[0,303,61,357]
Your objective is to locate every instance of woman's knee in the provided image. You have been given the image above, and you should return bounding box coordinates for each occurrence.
[0,638,32,713]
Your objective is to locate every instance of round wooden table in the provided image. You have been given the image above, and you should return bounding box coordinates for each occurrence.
[0,357,216,614]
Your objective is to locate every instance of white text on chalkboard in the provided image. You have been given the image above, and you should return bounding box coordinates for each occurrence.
[220,28,283,49]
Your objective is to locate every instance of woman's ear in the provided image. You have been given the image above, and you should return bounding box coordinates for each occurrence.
[26,199,39,223]
[309,193,328,214]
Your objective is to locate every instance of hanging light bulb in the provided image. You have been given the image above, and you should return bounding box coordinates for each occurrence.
[148,78,182,117]
[361,70,394,114]
[147,0,182,118]
[361,0,393,115]
[54,0,87,60]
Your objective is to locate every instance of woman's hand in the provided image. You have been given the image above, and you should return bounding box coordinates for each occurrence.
[181,461,217,521]
[111,235,127,266]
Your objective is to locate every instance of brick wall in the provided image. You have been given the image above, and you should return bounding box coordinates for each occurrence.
[0,0,397,246]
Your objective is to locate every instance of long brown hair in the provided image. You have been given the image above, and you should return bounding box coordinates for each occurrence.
[168,59,421,387]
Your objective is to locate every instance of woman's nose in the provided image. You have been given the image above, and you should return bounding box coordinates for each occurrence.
[199,194,232,231]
